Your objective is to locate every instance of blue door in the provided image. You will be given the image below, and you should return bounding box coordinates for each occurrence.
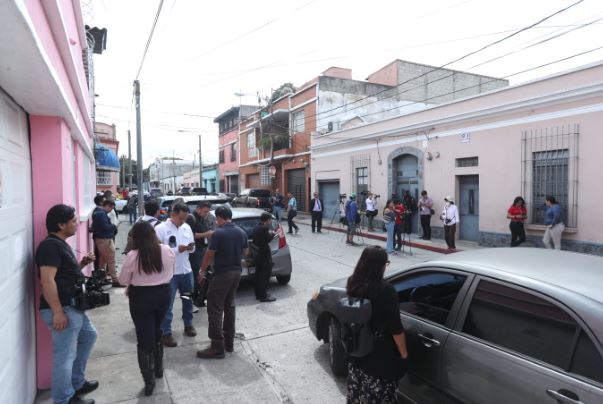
[459,175,479,242]
[319,181,340,225]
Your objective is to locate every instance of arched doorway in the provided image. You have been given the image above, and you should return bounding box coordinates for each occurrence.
[388,146,424,235]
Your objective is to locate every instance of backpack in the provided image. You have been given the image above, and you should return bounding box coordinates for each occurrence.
[122,217,160,255]
[336,296,375,358]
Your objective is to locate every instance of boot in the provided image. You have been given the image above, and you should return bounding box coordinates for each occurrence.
[137,348,156,396]
[224,338,234,353]
[154,340,164,379]
[196,340,225,359]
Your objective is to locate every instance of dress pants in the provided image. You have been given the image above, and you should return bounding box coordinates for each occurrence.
[311,211,323,232]
[207,270,241,345]
[254,252,272,299]
[444,224,457,249]
[420,214,432,239]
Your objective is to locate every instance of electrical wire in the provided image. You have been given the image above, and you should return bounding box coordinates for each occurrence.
[135,0,165,80]
[97,103,216,119]
[298,0,586,124]
[316,45,603,145]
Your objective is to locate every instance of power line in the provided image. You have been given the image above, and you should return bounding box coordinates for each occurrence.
[300,0,586,124]
[97,103,216,118]
[135,0,165,80]
[317,45,603,144]
[308,13,601,130]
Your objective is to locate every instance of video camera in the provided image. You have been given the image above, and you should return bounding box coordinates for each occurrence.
[339,193,347,202]
[72,270,111,311]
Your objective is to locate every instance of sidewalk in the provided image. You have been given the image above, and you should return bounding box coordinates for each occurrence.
[292,213,480,254]
[35,218,283,404]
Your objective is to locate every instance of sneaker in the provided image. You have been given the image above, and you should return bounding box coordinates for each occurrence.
[184,325,197,337]
[161,334,178,347]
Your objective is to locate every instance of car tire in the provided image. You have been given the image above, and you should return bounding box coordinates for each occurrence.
[276,275,291,285]
[328,318,347,377]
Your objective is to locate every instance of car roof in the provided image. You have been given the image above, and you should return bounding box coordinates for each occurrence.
[408,248,603,304]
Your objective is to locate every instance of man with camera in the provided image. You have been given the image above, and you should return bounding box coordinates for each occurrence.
[345,193,359,246]
[155,203,197,347]
[37,204,99,404]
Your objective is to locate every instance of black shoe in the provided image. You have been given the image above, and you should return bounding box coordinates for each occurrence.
[197,342,225,359]
[317,230,322,233]
[75,380,99,396]
[161,334,177,347]
[225,339,234,353]
[312,230,315,233]
[69,397,95,404]
[259,296,276,303]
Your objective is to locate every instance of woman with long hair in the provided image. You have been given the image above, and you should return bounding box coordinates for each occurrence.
[383,200,396,254]
[346,246,408,403]
[542,195,565,250]
[118,221,175,396]
[507,196,527,247]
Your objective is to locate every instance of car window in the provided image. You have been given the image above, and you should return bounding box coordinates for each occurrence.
[250,189,271,197]
[394,271,467,326]
[462,280,577,369]
[570,331,603,384]
[232,217,277,237]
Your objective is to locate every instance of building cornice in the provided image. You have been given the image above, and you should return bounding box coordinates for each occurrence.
[239,151,311,168]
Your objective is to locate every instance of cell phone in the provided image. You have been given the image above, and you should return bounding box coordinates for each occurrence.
[188,242,196,248]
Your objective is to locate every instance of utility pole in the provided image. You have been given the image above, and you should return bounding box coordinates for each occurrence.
[127,130,132,189]
[198,135,203,189]
[134,80,144,215]
[172,150,176,193]
[120,156,125,186]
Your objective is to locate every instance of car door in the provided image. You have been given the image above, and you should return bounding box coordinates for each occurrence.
[442,278,603,404]
[389,268,474,404]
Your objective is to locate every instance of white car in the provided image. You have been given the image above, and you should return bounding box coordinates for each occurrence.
[115,199,128,213]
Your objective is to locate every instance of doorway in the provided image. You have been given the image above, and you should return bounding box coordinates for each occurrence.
[393,154,419,234]
[459,175,479,241]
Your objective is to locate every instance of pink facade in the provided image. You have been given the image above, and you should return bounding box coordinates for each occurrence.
[0,0,97,395]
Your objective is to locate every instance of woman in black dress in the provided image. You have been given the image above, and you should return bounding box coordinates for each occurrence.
[346,246,408,403]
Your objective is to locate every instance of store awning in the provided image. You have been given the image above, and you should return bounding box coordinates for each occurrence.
[95,143,120,171]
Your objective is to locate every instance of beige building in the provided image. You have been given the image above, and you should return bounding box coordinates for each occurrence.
[311,61,603,254]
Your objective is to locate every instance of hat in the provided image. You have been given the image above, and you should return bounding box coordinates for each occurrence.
[445,195,454,203]
[350,193,356,200]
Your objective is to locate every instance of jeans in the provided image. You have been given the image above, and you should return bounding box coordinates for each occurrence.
[207,270,241,344]
[129,209,138,224]
[273,206,282,221]
[40,307,97,404]
[385,222,395,253]
[161,272,194,335]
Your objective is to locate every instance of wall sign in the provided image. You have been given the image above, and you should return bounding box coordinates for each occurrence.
[460,132,470,143]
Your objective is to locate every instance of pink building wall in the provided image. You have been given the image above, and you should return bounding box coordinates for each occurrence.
[219,127,240,178]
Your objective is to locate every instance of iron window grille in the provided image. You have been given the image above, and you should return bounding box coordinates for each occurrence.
[521,124,578,228]
[96,170,112,186]
[260,165,271,186]
[219,150,225,164]
[293,110,305,134]
[456,157,479,167]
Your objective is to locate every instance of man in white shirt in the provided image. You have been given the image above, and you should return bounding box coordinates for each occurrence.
[440,196,459,251]
[310,192,324,233]
[155,203,197,347]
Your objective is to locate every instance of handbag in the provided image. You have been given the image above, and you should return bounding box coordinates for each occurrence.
[430,208,435,215]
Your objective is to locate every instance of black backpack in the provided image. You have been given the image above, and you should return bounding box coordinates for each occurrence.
[336,296,375,358]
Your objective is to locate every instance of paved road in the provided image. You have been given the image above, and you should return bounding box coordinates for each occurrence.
[36,218,444,404]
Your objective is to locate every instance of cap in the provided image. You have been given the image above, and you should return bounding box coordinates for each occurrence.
[445,195,455,203]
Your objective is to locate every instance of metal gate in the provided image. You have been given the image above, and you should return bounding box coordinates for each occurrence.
[459,175,479,241]
[287,168,306,211]
[319,181,340,225]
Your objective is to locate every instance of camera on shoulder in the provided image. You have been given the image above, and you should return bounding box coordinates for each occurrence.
[72,271,111,311]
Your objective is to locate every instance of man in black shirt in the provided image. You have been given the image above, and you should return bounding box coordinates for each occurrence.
[36,204,98,404]
[197,206,247,359]
[251,212,276,302]
[186,201,214,306]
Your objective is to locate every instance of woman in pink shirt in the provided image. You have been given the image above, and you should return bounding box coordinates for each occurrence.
[118,221,175,396]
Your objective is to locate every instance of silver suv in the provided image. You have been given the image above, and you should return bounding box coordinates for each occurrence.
[307,248,603,403]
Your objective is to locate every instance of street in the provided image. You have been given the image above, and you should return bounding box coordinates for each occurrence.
[36,219,443,404]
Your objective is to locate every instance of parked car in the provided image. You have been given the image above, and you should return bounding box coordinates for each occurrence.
[177,187,191,196]
[219,208,292,285]
[157,195,232,221]
[115,199,128,213]
[150,188,163,198]
[191,187,208,195]
[307,248,603,404]
[232,188,272,211]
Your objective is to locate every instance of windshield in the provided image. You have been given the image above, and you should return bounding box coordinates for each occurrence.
[250,189,271,197]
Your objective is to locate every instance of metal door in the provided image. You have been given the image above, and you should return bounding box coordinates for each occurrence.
[246,173,259,188]
[318,181,340,225]
[394,154,419,233]
[287,168,306,211]
[459,175,479,241]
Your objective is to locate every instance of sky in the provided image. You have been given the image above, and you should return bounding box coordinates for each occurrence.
[87,0,603,169]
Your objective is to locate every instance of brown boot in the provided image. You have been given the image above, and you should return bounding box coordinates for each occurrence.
[196,341,225,359]
[161,334,177,348]
[184,325,197,337]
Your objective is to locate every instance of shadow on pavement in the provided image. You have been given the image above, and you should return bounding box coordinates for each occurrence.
[313,343,348,396]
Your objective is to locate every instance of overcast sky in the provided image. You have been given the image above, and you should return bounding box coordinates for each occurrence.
[88,0,603,168]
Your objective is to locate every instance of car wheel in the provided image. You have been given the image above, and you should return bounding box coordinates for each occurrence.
[276,274,291,285]
[328,317,347,377]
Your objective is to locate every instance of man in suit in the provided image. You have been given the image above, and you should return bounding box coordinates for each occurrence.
[310,191,324,233]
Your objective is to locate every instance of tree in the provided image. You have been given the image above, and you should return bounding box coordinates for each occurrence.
[270,82,296,102]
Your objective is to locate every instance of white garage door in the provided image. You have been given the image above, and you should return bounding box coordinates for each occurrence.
[0,90,36,403]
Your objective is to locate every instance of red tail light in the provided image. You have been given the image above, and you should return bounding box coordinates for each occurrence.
[276,225,287,248]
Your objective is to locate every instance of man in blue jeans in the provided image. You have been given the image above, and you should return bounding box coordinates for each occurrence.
[37,204,98,404]
[155,203,197,347]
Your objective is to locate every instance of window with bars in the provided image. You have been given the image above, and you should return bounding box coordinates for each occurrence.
[248,131,257,157]
[293,110,305,133]
[456,156,479,167]
[230,143,236,161]
[219,149,225,163]
[521,125,578,227]
[96,170,112,186]
[260,165,271,186]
